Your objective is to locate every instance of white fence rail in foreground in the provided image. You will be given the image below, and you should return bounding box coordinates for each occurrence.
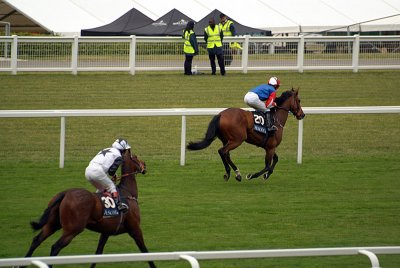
[1,247,399,268]
[0,106,399,167]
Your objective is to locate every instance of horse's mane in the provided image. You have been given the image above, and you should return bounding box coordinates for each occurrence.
[275,90,294,106]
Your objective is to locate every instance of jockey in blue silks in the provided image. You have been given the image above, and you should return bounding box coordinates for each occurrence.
[244,76,281,134]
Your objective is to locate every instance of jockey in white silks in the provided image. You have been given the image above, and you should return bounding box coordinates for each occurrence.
[85,138,131,212]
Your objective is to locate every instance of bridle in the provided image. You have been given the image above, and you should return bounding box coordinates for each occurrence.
[112,155,144,182]
[275,95,304,124]
[276,96,301,118]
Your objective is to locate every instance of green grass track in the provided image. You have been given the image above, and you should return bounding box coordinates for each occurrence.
[0,70,399,267]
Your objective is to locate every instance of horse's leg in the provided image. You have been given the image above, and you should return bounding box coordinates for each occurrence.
[226,153,242,182]
[246,166,269,180]
[218,140,243,181]
[247,148,274,180]
[218,147,231,181]
[25,210,61,258]
[49,208,88,258]
[90,234,109,268]
[127,218,156,268]
[50,229,84,257]
[36,229,83,268]
[264,153,278,180]
[25,225,60,258]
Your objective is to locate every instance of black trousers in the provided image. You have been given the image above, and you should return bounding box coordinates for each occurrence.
[207,47,225,75]
[223,43,233,66]
[184,54,194,75]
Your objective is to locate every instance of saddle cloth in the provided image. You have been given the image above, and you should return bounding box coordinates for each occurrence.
[96,190,128,218]
[252,111,267,134]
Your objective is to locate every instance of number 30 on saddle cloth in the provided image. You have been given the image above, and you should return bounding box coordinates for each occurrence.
[96,190,129,218]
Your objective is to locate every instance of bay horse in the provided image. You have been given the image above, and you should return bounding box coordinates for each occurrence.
[187,88,305,181]
[24,149,156,268]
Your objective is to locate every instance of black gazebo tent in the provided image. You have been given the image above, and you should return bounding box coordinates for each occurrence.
[168,9,271,36]
[127,8,194,36]
[81,8,153,36]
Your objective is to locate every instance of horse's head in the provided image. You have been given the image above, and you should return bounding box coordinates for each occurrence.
[122,149,147,175]
[278,88,305,120]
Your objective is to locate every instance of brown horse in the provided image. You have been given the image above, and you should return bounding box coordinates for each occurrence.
[187,88,305,181]
[24,150,156,268]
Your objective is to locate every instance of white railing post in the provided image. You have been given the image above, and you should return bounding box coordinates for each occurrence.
[241,35,250,74]
[59,117,66,168]
[269,43,275,54]
[297,35,304,73]
[71,35,79,75]
[11,35,18,75]
[352,34,360,73]
[31,260,49,268]
[359,250,380,268]
[297,119,303,164]
[180,115,186,166]
[129,35,136,75]
[179,255,200,268]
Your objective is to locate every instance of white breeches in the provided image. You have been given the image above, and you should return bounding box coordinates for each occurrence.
[85,163,117,194]
[244,92,268,112]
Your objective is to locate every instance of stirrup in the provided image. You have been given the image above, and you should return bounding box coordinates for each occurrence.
[268,125,278,132]
[117,202,128,213]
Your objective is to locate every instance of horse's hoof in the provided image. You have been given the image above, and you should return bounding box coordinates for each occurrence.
[224,174,230,181]
[235,174,242,182]
[263,173,271,181]
[246,174,253,180]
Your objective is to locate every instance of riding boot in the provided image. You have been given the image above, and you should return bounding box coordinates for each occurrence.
[111,192,128,213]
[264,111,278,134]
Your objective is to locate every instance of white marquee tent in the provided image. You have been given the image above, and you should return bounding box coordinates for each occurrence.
[1,0,400,35]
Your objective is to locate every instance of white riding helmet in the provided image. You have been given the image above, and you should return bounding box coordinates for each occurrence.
[268,76,281,89]
[112,138,131,151]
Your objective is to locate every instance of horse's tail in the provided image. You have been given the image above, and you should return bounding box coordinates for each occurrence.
[187,114,220,150]
[30,192,66,231]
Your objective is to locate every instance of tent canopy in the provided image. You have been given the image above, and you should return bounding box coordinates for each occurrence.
[187,9,271,36]
[83,8,270,36]
[81,8,153,36]
[127,8,193,36]
[1,0,400,36]
[0,0,44,33]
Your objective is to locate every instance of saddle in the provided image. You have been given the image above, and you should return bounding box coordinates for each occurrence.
[96,189,128,218]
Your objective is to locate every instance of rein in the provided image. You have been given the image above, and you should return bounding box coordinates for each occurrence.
[274,104,295,128]
[112,171,141,183]
[276,105,300,117]
[275,105,290,112]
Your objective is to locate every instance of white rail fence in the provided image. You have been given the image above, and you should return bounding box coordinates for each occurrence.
[0,35,399,74]
[1,247,399,268]
[1,106,399,168]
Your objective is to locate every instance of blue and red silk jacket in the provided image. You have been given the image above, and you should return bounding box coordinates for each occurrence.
[250,84,277,107]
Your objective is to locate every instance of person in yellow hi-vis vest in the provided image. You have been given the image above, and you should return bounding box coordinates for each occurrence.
[182,21,199,75]
[204,18,225,75]
[219,13,237,67]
